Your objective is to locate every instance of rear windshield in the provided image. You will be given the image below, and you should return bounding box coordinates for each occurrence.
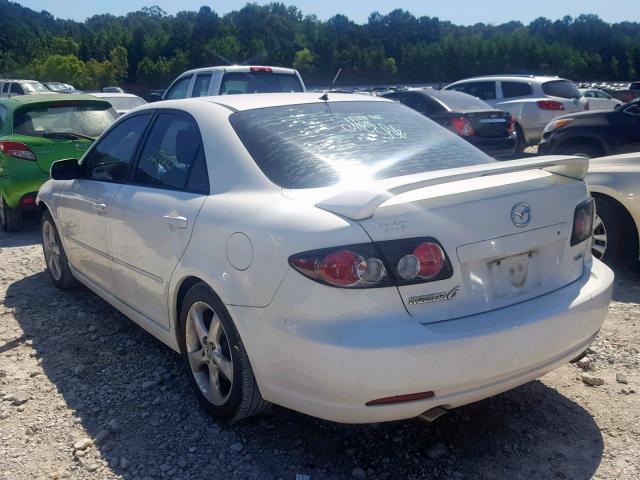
[542,80,581,99]
[429,91,491,110]
[13,102,118,138]
[230,101,494,189]
[220,72,303,95]
[102,96,146,111]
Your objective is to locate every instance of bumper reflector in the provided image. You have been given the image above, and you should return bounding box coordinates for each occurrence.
[365,391,435,406]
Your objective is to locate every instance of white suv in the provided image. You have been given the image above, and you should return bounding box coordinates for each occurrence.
[162,65,306,100]
[444,75,588,151]
[0,79,53,97]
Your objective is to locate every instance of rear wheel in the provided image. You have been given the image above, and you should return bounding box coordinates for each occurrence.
[0,196,23,232]
[178,283,269,422]
[514,124,526,153]
[592,195,639,270]
[41,210,77,289]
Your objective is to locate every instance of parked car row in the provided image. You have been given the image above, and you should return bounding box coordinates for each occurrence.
[0,64,636,428]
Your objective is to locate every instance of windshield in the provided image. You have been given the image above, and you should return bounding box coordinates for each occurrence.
[102,96,146,111]
[542,80,582,99]
[230,101,494,189]
[13,102,118,138]
[220,72,303,95]
[23,82,50,93]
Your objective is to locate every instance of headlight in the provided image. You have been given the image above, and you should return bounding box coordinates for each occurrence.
[543,118,573,134]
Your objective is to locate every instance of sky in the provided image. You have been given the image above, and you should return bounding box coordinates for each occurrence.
[16,0,640,25]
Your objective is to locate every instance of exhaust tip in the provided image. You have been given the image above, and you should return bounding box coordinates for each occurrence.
[418,406,448,423]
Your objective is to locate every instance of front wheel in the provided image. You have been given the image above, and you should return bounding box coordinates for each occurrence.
[41,211,77,289]
[0,196,23,232]
[178,283,269,422]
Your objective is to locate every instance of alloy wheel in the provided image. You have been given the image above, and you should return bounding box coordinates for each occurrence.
[42,220,62,281]
[592,214,607,259]
[185,301,234,406]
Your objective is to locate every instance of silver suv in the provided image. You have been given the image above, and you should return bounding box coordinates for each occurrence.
[444,75,588,151]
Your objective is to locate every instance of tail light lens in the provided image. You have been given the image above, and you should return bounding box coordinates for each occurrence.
[289,238,453,288]
[0,141,36,161]
[537,100,565,111]
[506,117,516,134]
[449,117,475,137]
[249,66,273,73]
[290,243,391,288]
[571,198,594,246]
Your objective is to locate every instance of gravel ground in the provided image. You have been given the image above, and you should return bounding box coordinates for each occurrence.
[1,221,639,480]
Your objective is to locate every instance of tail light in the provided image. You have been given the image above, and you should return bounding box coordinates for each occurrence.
[0,141,36,161]
[449,117,475,137]
[571,198,594,246]
[537,100,565,111]
[289,237,453,288]
[249,66,273,73]
[506,117,516,134]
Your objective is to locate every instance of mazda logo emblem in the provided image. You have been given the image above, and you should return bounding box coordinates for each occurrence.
[511,202,531,227]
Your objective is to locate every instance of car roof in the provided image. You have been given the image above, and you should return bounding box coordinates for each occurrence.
[449,75,565,84]
[178,65,298,77]
[141,92,389,113]
[88,92,142,99]
[0,93,112,107]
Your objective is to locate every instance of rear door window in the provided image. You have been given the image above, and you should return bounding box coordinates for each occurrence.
[542,80,581,99]
[164,76,192,100]
[10,83,24,95]
[191,73,212,98]
[81,113,151,183]
[501,82,532,98]
[220,72,303,95]
[134,113,208,193]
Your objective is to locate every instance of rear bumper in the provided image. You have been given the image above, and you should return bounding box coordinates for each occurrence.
[467,136,517,157]
[231,259,613,423]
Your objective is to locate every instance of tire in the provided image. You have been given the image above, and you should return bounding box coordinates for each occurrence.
[514,124,526,153]
[0,196,23,232]
[178,282,269,422]
[559,143,604,159]
[592,195,639,270]
[40,210,77,289]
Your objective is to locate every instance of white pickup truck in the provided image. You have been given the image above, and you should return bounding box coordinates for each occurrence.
[162,65,306,100]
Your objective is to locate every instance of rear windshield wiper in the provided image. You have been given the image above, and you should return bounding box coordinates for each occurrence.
[42,132,96,141]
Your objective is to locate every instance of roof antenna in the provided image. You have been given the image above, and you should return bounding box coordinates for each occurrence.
[319,92,329,101]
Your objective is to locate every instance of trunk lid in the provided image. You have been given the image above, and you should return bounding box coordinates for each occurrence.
[284,157,590,324]
[12,134,92,174]
[356,170,589,322]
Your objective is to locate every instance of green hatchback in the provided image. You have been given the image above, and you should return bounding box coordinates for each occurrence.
[0,94,118,231]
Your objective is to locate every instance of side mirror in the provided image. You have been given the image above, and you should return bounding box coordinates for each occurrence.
[50,158,80,180]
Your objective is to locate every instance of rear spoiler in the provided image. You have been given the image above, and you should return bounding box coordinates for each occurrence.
[316,156,588,220]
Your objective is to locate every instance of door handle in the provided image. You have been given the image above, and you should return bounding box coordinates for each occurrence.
[162,215,188,229]
[92,202,108,213]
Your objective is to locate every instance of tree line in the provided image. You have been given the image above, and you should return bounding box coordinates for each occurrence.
[1,1,639,91]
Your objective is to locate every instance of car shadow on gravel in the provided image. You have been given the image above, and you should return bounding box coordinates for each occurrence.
[610,266,640,303]
[6,271,604,480]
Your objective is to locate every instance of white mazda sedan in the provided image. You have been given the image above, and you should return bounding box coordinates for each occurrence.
[37,93,614,424]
